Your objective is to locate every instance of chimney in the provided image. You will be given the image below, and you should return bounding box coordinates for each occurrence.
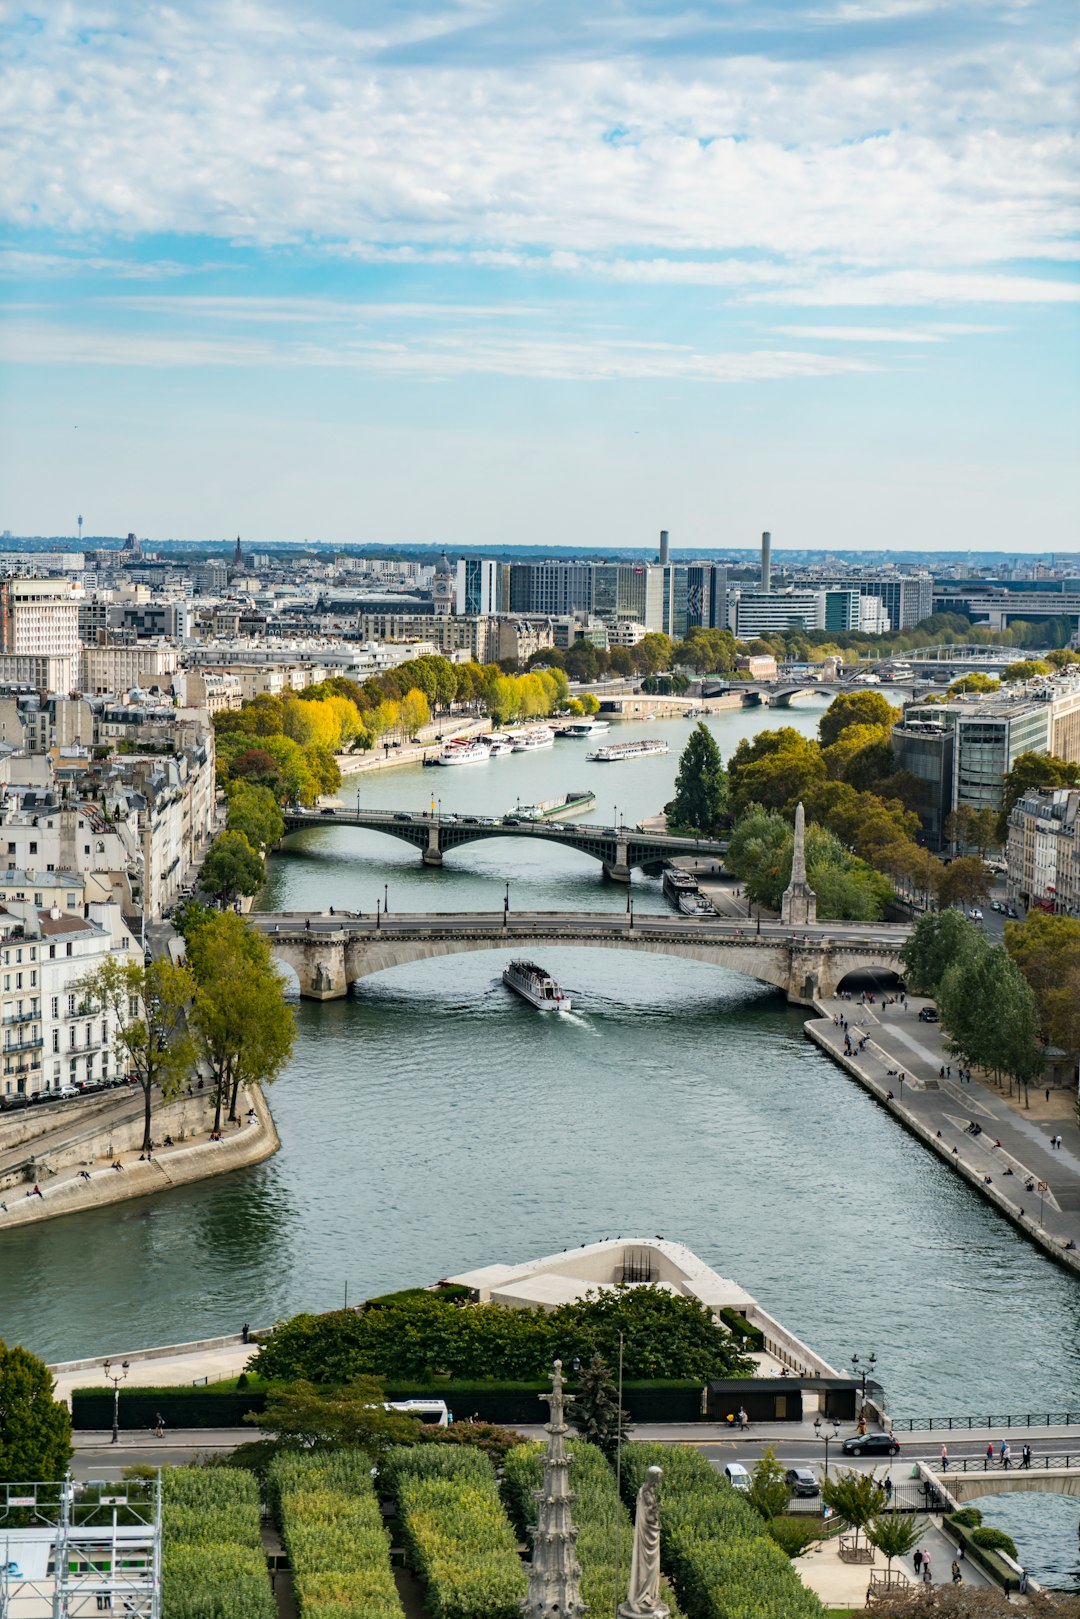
[659,530,670,568]
[761,531,771,594]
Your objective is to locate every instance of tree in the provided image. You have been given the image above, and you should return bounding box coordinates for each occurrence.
[78,957,194,1154]
[1005,912,1080,1057]
[939,942,1042,1100]
[943,806,1000,856]
[748,1446,790,1521]
[727,729,826,817]
[819,691,900,747]
[630,632,674,676]
[186,911,295,1131]
[201,831,265,907]
[0,1339,73,1481]
[570,1354,632,1462]
[246,1375,419,1460]
[999,750,1080,837]
[1001,659,1050,683]
[936,855,991,911]
[667,722,727,833]
[948,672,1000,695]
[399,687,431,738]
[901,911,983,996]
[820,1468,886,1550]
[866,1511,921,1583]
[226,781,285,850]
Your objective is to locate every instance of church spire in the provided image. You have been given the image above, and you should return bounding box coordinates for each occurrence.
[522,1361,587,1619]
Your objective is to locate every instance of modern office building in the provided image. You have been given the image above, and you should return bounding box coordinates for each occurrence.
[902,696,1052,816]
[455,558,503,617]
[811,574,932,630]
[0,578,83,692]
[727,589,826,637]
[891,718,955,846]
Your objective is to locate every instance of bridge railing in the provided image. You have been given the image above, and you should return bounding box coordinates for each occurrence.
[894,1411,1080,1432]
[935,1452,1080,1473]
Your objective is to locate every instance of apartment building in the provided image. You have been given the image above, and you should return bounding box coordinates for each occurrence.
[0,578,84,692]
[1007,787,1080,916]
[80,643,179,695]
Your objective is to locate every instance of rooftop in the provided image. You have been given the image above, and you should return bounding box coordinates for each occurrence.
[447,1237,757,1314]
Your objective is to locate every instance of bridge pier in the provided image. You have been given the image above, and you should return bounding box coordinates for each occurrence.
[296,939,350,1000]
[603,839,631,883]
[422,826,443,866]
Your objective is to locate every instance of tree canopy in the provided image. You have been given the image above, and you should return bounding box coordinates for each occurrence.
[186,911,295,1130]
[79,956,194,1153]
[1005,912,1080,1056]
[818,690,900,747]
[727,728,827,816]
[0,1339,73,1482]
[667,722,728,833]
[726,805,893,920]
[201,830,266,907]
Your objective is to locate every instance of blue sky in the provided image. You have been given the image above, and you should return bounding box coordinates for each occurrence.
[1,0,1077,550]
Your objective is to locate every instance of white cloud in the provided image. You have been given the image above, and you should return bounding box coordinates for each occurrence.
[0,1,1075,307]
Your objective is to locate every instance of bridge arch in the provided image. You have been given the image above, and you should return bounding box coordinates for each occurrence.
[919,1464,1080,1504]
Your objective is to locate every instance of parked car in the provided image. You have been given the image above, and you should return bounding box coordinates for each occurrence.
[786,1468,819,1497]
[393,812,412,822]
[970,908,984,921]
[842,1433,900,1457]
[723,1463,752,1491]
[57,1085,80,1100]
[991,900,1003,912]
[0,1094,30,1111]
[1006,906,1019,918]
[918,1006,939,1022]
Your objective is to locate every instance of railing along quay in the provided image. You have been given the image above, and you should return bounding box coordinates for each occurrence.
[895,1411,1080,1432]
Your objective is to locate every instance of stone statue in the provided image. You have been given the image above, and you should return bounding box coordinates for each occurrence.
[619,1465,669,1619]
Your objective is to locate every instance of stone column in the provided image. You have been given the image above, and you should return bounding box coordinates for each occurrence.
[781,801,817,926]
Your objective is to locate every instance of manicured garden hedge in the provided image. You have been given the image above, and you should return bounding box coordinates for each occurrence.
[718,1309,765,1354]
[268,1449,404,1619]
[947,1518,1021,1591]
[621,1444,826,1619]
[161,1467,274,1619]
[73,1386,268,1429]
[381,1445,526,1619]
[503,1439,683,1617]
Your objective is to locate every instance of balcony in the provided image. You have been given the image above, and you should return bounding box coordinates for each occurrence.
[3,1008,39,1025]
[3,1036,43,1054]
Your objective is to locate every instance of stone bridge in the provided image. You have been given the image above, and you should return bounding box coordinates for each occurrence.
[280,806,727,881]
[250,909,908,1003]
[916,1460,1080,1503]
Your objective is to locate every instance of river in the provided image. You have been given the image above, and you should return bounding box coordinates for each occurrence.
[2,697,1077,1584]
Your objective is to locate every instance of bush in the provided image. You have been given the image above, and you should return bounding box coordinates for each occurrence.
[161,1467,274,1619]
[383,1445,525,1619]
[766,1516,827,1559]
[971,1525,1019,1559]
[949,1507,983,1528]
[621,1443,826,1619]
[503,1440,683,1616]
[718,1309,765,1353]
[268,1449,403,1619]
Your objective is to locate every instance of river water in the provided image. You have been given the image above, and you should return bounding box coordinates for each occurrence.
[2,698,1078,1584]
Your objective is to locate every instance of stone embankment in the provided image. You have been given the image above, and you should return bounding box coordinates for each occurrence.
[806,995,1080,1281]
[0,1083,278,1230]
[334,718,491,778]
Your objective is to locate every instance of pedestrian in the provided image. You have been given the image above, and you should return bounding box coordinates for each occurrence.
[922,1551,932,1583]
[737,1405,749,1431]
[883,1475,893,1500]
[241,1322,250,1345]
[952,1560,963,1584]
[1022,1443,1032,1469]
[941,1444,949,1472]
[986,1442,994,1467]
[1001,1440,1010,1469]
[1046,1089,1051,1102]
[153,1412,165,1437]
[913,1550,923,1575]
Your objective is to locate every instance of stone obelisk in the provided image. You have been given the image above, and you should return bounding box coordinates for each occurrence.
[780,800,817,925]
[521,1361,586,1619]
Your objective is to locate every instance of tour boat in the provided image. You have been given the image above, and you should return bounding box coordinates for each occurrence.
[436,740,490,766]
[562,720,611,738]
[512,727,556,752]
[502,960,572,1012]
[678,891,714,917]
[486,736,514,757]
[662,866,699,905]
[587,739,668,762]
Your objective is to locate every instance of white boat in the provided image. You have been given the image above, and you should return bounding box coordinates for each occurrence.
[502,959,572,1012]
[512,727,556,752]
[486,736,514,757]
[678,891,714,917]
[587,739,668,762]
[562,720,611,737]
[436,740,490,766]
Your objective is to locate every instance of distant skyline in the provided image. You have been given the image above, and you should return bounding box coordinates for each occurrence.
[1,1,1077,550]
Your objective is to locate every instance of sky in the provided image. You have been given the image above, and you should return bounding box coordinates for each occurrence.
[0,0,1077,551]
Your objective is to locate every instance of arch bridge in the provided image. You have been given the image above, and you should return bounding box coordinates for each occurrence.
[250,909,908,1005]
[916,1458,1080,1504]
[280,806,727,882]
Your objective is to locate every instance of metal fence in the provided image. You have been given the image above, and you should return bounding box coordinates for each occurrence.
[894,1412,1080,1432]
[934,1452,1080,1474]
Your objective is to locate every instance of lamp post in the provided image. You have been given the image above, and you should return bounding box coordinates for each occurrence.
[103,1358,130,1446]
[851,1352,877,1403]
[503,881,510,929]
[384,883,389,916]
[814,1415,840,1479]
[376,899,381,931]
[355,788,360,819]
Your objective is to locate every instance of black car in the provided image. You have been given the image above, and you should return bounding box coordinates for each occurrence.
[918,1006,939,1023]
[842,1433,900,1457]
[320,807,336,816]
[785,1468,819,1497]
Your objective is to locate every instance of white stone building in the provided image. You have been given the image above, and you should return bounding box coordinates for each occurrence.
[1006,787,1080,916]
[0,577,84,692]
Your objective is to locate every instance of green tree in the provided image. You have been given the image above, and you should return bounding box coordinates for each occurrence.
[1005,912,1080,1057]
[999,750,1080,840]
[937,854,991,911]
[727,729,826,816]
[939,942,1042,1101]
[630,632,674,676]
[818,691,900,747]
[901,910,983,996]
[748,1446,791,1521]
[820,1468,886,1551]
[570,1354,632,1462]
[0,1339,73,1481]
[246,1375,418,1460]
[1000,659,1051,683]
[667,722,728,833]
[866,1511,921,1583]
[201,831,266,907]
[78,957,194,1154]
[399,687,431,738]
[187,912,295,1131]
[226,781,285,850]
[948,672,1001,695]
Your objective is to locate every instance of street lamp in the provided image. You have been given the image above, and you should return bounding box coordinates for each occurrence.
[102,1358,130,1446]
[355,788,360,819]
[851,1352,878,1402]
[384,883,389,916]
[376,899,381,930]
[814,1415,840,1478]
[504,881,510,929]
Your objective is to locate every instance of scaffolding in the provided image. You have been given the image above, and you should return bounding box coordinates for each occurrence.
[0,1474,161,1618]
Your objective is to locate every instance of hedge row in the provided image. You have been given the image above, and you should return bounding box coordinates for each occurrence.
[502,1439,684,1617]
[72,1377,703,1430]
[947,1520,1020,1592]
[161,1467,274,1619]
[268,1449,404,1619]
[718,1309,765,1354]
[621,1444,826,1619]
[382,1445,526,1619]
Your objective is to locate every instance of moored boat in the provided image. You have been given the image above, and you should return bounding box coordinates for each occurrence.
[486,735,514,757]
[512,727,556,752]
[502,959,572,1012]
[436,739,490,766]
[587,739,668,762]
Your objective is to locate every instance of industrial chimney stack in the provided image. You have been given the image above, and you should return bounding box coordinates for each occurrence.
[659,529,670,567]
[761,531,771,593]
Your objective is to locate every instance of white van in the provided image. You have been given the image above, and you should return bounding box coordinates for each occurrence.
[723,1463,752,1491]
[385,1399,450,1427]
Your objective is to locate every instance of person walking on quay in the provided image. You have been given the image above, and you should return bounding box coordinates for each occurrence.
[153,1412,165,1438]
[940,1444,949,1472]
[1022,1443,1032,1469]
[913,1550,923,1577]
[1000,1440,1010,1469]
[737,1405,749,1431]
[922,1551,932,1584]
[985,1442,994,1468]
[952,1560,963,1584]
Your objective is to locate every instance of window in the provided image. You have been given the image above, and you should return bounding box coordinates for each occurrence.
[85,1023,92,1046]
[128,997,138,1019]
[15,974,21,990]
[51,1030,59,1053]
[65,943,72,957]
[15,950,21,964]
[29,971,35,988]
[101,1022,108,1044]
[50,997,58,1018]
[28,841,36,854]
[49,945,55,959]
[67,994,76,1014]
[69,1027,76,1049]
[34,893,42,906]
[28,948,34,961]
[84,844,90,854]
[66,894,77,908]
[2,977,7,993]
[6,843,13,855]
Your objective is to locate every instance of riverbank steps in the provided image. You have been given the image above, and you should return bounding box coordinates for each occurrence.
[0,1083,278,1230]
